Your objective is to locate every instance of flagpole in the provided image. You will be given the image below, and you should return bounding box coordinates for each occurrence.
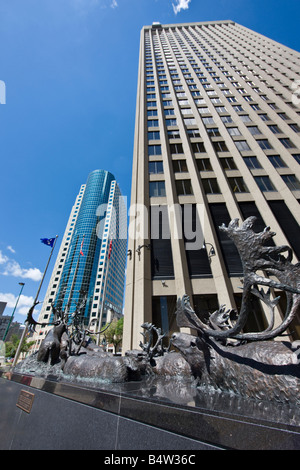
[12,235,58,367]
[2,282,25,341]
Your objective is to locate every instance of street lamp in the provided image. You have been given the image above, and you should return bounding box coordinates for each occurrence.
[203,242,216,260]
[2,282,25,341]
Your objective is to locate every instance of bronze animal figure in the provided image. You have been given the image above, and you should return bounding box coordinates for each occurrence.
[172,217,300,404]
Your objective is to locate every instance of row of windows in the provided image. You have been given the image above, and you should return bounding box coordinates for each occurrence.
[149,149,300,176]
[148,105,300,151]
[148,135,298,157]
[149,171,300,197]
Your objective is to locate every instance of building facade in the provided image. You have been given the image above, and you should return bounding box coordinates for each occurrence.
[32,169,127,351]
[123,20,300,351]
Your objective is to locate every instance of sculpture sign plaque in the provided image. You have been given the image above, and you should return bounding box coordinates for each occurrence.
[16,390,35,413]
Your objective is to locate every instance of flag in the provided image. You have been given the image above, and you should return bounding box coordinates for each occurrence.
[40,238,55,247]
[108,240,113,259]
[80,236,85,256]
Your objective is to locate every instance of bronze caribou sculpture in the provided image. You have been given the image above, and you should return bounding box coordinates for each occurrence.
[15,216,300,404]
[171,217,300,404]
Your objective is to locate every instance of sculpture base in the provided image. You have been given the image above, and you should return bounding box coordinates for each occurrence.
[1,371,300,450]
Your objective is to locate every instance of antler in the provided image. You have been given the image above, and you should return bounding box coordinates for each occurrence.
[139,323,167,360]
[175,217,300,343]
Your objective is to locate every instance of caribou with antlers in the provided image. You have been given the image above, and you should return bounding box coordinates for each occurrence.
[172,217,300,404]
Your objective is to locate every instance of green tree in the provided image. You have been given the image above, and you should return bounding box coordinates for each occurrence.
[103,317,124,354]
[5,334,35,359]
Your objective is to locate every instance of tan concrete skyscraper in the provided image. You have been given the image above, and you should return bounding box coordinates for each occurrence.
[123,20,300,352]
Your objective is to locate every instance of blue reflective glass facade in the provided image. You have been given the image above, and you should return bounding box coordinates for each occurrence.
[55,170,116,323]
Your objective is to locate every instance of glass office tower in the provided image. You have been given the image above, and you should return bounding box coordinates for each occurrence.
[123,20,300,352]
[32,169,127,350]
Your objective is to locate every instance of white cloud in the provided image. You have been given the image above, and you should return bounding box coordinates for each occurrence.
[172,0,191,15]
[7,245,16,254]
[0,251,8,265]
[70,0,118,12]
[0,292,35,316]
[0,250,43,282]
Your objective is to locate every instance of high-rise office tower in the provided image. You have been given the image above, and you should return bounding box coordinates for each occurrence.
[33,169,127,351]
[123,20,300,351]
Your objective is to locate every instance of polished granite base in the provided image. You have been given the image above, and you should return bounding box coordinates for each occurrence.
[1,370,300,450]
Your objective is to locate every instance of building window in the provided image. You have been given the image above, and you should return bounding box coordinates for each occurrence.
[292,154,300,164]
[254,176,276,192]
[268,200,300,259]
[193,295,219,323]
[268,155,287,168]
[227,127,242,136]
[164,108,175,116]
[187,128,201,138]
[212,141,228,152]
[206,127,220,137]
[281,174,300,191]
[289,124,300,133]
[215,106,228,113]
[149,181,166,197]
[240,115,252,123]
[148,119,159,127]
[147,110,158,116]
[278,113,288,120]
[268,125,282,134]
[279,138,295,149]
[220,115,233,124]
[247,126,261,135]
[175,179,193,196]
[202,178,220,194]
[148,131,160,140]
[149,161,163,174]
[173,159,188,173]
[209,203,243,276]
[147,101,157,108]
[196,158,212,171]
[259,114,271,121]
[201,114,216,125]
[198,107,210,114]
[238,201,271,236]
[184,117,197,125]
[235,140,251,152]
[152,296,177,335]
[150,206,174,280]
[257,139,273,150]
[181,108,193,115]
[243,156,262,169]
[232,105,244,112]
[228,177,249,193]
[220,157,237,170]
[168,129,180,139]
[148,145,162,156]
[166,118,177,126]
[182,204,212,278]
[191,142,206,153]
[170,143,184,154]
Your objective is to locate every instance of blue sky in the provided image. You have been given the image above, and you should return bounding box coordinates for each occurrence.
[0,0,300,325]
